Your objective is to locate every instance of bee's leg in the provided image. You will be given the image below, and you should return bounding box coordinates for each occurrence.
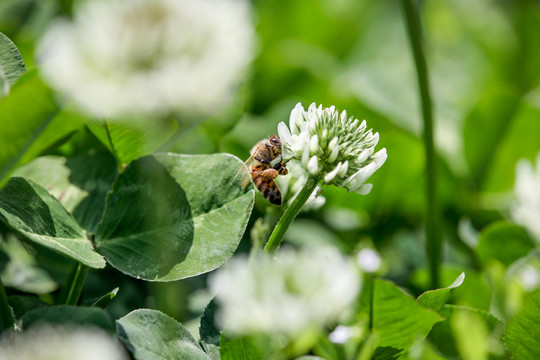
[257,168,279,179]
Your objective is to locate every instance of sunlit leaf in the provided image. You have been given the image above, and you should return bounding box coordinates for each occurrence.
[476,221,535,267]
[505,290,540,359]
[116,309,211,360]
[373,279,443,352]
[95,153,254,281]
[428,305,501,360]
[417,272,465,313]
[0,177,106,268]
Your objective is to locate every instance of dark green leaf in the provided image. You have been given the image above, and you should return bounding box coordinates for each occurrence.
[116,309,210,360]
[372,347,401,360]
[7,295,48,319]
[220,335,264,360]
[373,279,443,351]
[199,298,221,360]
[477,221,535,267]
[21,305,114,332]
[0,177,106,268]
[0,72,84,187]
[14,151,118,233]
[87,118,178,166]
[84,287,119,309]
[0,32,26,97]
[505,290,540,359]
[417,272,465,313]
[95,153,254,281]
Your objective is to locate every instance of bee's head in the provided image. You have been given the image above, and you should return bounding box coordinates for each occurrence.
[268,135,281,152]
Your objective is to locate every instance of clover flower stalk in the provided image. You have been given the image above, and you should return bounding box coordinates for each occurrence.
[264,103,387,254]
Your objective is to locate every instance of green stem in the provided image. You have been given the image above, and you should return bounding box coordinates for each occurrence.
[58,262,89,305]
[264,175,322,255]
[0,279,14,333]
[401,0,441,288]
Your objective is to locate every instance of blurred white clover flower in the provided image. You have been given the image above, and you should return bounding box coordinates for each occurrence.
[278,103,387,194]
[209,247,361,339]
[37,0,254,119]
[356,248,382,273]
[276,161,326,211]
[0,325,127,360]
[328,325,354,344]
[511,154,540,243]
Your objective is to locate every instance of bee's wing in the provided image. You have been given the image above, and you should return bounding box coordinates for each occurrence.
[240,165,252,189]
[231,154,255,186]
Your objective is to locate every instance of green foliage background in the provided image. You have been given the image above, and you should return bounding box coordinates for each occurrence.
[1,0,540,359]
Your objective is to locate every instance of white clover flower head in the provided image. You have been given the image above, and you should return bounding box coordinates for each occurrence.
[208,247,361,339]
[356,248,381,273]
[512,153,540,243]
[37,0,254,119]
[278,103,387,194]
[0,325,127,360]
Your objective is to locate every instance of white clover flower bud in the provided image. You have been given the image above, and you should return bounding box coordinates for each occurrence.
[307,156,319,174]
[309,135,319,154]
[37,0,254,119]
[278,102,387,193]
[209,247,361,339]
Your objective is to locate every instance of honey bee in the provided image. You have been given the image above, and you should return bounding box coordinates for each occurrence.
[233,135,289,205]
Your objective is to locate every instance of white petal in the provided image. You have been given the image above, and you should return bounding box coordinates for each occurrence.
[289,103,305,133]
[355,183,373,195]
[308,103,318,113]
[321,129,328,142]
[356,148,374,164]
[338,160,348,177]
[340,110,347,122]
[309,134,319,154]
[372,148,388,167]
[324,163,341,183]
[302,142,311,167]
[328,144,340,163]
[307,156,319,174]
[328,136,339,151]
[278,122,292,145]
[370,132,380,146]
[342,162,379,191]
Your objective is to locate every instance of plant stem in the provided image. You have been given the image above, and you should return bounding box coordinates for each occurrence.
[58,262,89,305]
[0,279,14,333]
[401,0,441,288]
[264,175,322,255]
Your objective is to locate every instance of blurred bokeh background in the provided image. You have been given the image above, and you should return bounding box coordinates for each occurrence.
[1,0,540,333]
